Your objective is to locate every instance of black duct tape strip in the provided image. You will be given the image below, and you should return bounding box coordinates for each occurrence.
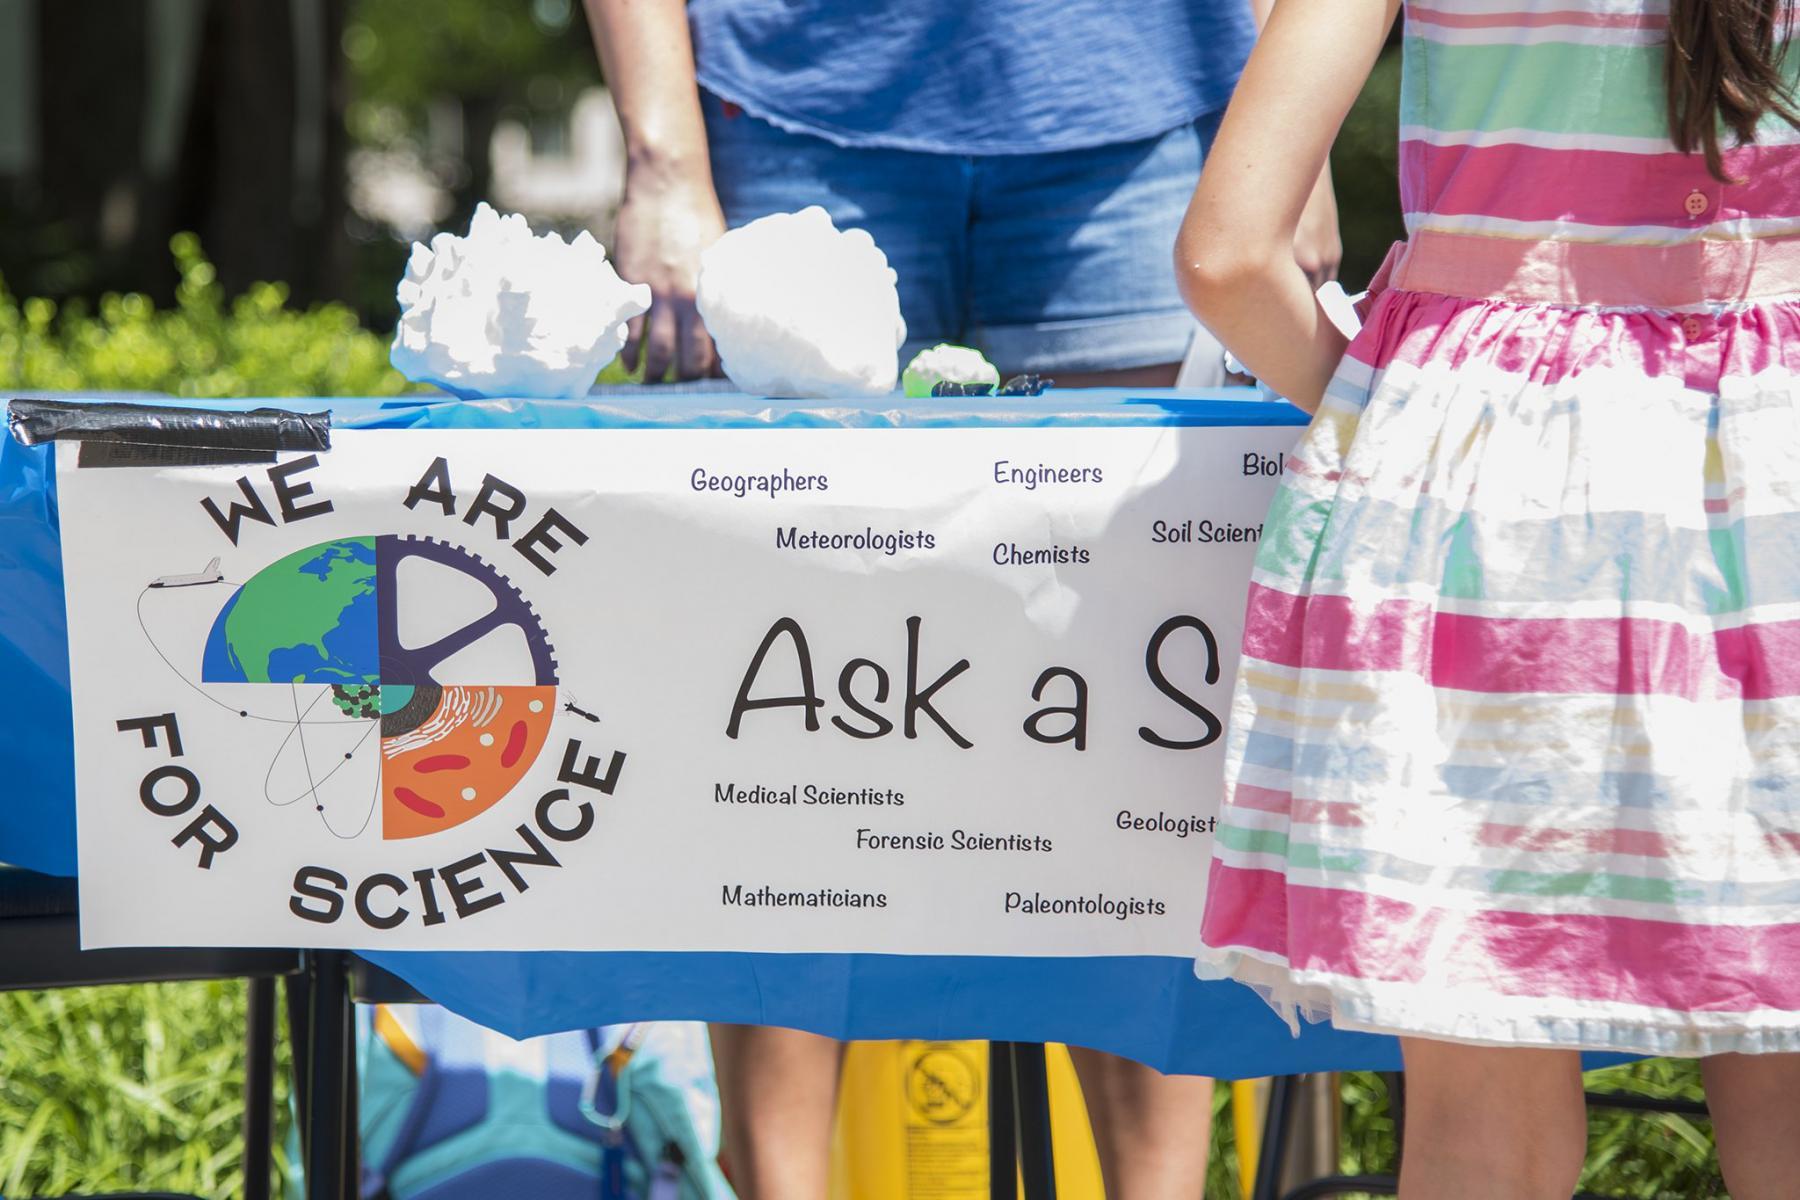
[6,397,330,467]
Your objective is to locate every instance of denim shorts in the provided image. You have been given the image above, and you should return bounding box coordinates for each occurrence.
[703,92,1222,375]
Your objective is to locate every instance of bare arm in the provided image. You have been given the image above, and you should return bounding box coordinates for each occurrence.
[585,0,725,380]
[1177,0,1399,411]
[1248,0,1342,287]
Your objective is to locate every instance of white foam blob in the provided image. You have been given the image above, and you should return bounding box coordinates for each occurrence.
[390,202,652,400]
[695,206,906,397]
[904,343,999,395]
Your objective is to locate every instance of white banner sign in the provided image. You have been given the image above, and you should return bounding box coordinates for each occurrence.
[58,425,1293,952]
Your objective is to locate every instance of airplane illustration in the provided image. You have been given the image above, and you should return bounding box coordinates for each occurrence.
[150,557,224,589]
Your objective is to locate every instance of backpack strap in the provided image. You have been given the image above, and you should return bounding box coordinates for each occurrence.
[361,1005,439,1200]
[361,1006,489,1200]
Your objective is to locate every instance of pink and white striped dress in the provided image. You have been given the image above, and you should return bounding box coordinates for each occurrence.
[1197,0,1800,1053]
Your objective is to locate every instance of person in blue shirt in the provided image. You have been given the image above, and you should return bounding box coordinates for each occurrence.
[586,0,1337,388]
[584,2,1339,1195]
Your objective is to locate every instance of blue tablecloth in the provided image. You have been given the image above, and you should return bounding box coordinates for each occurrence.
[0,389,1412,1077]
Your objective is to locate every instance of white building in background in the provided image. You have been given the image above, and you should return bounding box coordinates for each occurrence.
[492,89,624,225]
[347,146,451,242]
[351,87,625,243]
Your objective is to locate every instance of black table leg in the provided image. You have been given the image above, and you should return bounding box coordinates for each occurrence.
[989,1042,1057,1200]
[989,1042,1019,1200]
[1385,1071,1405,1178]
[1253,1075,1299,1200]
[243,976,276,1200]
[287,970,312,1122]
[304,950,354,1200]
[342,1028,360,1200]
[1010,1043,1057,1200]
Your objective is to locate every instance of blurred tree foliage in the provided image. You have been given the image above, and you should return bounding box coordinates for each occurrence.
[347,0,595,116]
[344,0,600,232]
[0,0,352,309]
[0,0,606,327]
[0,235,411,398]
[1331,48,1406,290]
[3,0,1407,330]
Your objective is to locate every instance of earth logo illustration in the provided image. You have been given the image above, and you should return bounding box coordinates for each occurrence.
[201,538,379,693]
[142,535,569,840]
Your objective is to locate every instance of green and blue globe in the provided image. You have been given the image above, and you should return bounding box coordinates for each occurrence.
[201,538,379,685]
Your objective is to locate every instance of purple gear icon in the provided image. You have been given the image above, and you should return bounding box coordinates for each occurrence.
[375,535,559,688]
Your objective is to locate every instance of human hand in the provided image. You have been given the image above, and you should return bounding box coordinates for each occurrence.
[611,172,727,381]
[1292,166,1342,289]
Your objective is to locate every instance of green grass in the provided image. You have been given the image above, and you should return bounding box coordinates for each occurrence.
[1579,1060,1722,1199]
[0,982,1721,1199]
[1204,1063,1721,1199]
[0,982,293,1199]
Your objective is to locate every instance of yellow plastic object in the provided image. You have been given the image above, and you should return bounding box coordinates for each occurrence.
[829,1041,1105,1200]
[1232,1079,1266,1200]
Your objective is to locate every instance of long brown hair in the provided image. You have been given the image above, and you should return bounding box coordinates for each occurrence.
[1666,0,1800,181]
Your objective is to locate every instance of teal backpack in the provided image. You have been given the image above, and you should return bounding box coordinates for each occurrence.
[345,1005,735,1200]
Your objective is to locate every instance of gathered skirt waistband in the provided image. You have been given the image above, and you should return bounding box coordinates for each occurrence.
[1370,229,1800,310]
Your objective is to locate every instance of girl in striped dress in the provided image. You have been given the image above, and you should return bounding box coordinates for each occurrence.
[1179,1,1800,1195]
